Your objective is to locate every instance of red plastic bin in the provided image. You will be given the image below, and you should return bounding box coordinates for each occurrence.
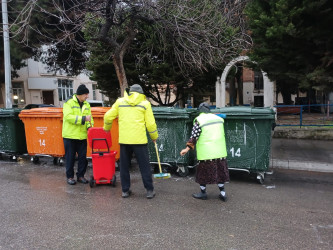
[88,127,116,187]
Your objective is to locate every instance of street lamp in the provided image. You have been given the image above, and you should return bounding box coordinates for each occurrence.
[1,0,12,108]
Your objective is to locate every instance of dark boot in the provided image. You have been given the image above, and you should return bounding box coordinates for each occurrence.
[146,190,156,199]
[67,178,76,185]
[192,192,207,200]
[122,190,132,198]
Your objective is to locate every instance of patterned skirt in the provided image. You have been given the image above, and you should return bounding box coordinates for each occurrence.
[195,158,230,184]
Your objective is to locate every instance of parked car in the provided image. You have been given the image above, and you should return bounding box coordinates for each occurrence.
[23,104,56,109]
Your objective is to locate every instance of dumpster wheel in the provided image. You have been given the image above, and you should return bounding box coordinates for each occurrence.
[256,172,265,184]
[150,162,172,174]
[10,155,18,162]
[31,156,40,164]
[53,157,64,166]
[177,165,189,177]
[115,161,120,171]
[58,158,64,166]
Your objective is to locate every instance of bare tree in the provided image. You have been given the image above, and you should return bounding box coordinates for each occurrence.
[8,0,251,96]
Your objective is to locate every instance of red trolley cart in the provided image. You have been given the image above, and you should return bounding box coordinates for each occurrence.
[87,127,117,188]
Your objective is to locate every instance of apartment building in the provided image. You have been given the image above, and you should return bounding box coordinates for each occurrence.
[0,58,106,108]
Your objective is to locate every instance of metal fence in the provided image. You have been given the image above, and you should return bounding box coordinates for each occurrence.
[275,103,333,127]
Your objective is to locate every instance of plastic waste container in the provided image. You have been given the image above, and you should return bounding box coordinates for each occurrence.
[88,107,120,161]
[212,107,276,184]
[148,107,198,176]
[0,108,27,160]
[19,108,65,164]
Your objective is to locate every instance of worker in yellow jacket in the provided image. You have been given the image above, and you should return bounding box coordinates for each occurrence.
[62,84,93,185]
[104,84,158,199]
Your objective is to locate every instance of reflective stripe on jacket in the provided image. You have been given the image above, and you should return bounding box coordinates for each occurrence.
[195,113,227,160]
[62,95,93,140]
[103,91,158,144]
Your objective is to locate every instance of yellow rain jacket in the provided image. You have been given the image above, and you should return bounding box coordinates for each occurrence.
[103,91,158,144]
[62,95,93,140]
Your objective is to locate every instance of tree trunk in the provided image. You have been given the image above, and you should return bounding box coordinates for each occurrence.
[281,88,292,105]
[113,54,128,97]
[110,21,136,97]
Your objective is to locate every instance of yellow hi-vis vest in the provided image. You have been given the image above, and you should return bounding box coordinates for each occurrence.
[62,95,93,140]
[195,113,227,160]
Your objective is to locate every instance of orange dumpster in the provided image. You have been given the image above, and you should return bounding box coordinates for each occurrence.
[89,107,120,161]
[19,106,119,164]
[19,108,65,164]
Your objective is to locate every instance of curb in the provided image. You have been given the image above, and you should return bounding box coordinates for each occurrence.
[270,159,333,173]
[273,127,333,140]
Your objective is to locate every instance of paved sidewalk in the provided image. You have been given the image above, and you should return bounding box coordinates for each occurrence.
[1,159,332,249]
[270,138,333,173]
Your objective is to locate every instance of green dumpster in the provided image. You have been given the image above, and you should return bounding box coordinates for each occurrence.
[212,107,276,184]
[0,108,27,160]
[148,107,198,176]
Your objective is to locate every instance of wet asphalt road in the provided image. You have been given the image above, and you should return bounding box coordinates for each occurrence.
[0,156,332,250]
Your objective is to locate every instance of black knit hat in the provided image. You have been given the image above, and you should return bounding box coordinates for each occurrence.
[129,84,144,94]
[198,102,211,113]
[76,84,89,95]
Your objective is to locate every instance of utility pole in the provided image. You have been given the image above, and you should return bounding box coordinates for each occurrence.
[2,0,12,108]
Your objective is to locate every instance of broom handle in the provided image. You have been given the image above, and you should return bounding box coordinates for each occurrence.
[154,142,163,174]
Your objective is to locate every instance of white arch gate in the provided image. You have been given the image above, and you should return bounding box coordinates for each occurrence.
[216,56,274,108]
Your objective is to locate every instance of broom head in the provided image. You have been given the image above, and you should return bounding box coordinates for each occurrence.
[154,173,171,179]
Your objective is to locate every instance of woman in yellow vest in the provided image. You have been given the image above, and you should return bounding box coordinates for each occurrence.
[180,102,229,201]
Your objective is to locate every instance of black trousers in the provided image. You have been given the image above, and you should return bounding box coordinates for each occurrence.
[63,138,87,179]
[119,144,154,192]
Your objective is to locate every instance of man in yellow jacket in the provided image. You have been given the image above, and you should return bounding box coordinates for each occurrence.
[62,84,93,185]
[104,84,158,199]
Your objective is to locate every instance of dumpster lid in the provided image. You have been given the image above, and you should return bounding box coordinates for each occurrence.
[0,108,22,117]
[91,107,110,117]
[152,107,198,118]
[212,107,275,118]
[19,107,63,118]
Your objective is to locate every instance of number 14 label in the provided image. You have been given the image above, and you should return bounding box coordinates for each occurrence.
[39,139,46,147]
[230,147,241,157]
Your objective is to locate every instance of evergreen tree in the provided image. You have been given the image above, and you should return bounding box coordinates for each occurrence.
[245,0,333,103]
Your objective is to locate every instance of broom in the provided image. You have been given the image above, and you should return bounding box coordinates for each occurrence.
[153,141,171,179]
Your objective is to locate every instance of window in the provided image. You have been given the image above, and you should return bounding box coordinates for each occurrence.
[254,71,263,90]
[92,84,97,100]
[12,82,25,105]
[58,79,73,101]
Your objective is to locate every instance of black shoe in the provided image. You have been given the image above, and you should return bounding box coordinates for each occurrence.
[219,194,227,202]
[67,178,76,185]
[192,192,207,200]
[146,190,156,199]
[77,177,88,184]
[122,190,132,198]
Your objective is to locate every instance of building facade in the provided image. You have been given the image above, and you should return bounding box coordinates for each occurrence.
[0,58,106,108]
